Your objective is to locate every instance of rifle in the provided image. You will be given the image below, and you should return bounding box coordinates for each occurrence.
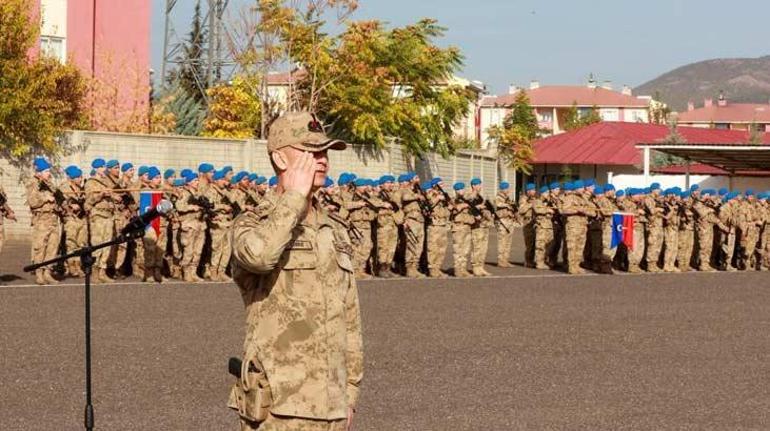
[379,190,400,212]
[483,199,510,233]
[189,195,215,221]
[457,194,481,218]
[39,180,66,206]
[413,183,432,219]
[221,192,242,217]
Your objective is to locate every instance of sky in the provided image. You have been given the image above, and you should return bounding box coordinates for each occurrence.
[150,0,770,95]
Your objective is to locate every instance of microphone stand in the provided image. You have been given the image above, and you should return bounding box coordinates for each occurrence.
[23,227,147,431]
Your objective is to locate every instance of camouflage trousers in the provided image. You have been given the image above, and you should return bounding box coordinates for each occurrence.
[30,213,61,266]
[158,220,169,268]
[662,225,679,271]
[89,212,115,269]
[549,222,564,267]
[534,225,553,268]
[376,222,398,266]
[471,226,490,269]
[179,219,205,270]
[676,228,694,271]
[718,229,736,270]
[590,223,614,272]
[427,223,449,273]
[564,217,587,273]
[171,222,182,271]
[740,226,760,268]
[404,219,424,266]
[645,223,663,271]
[452,223,472,274]
[696,223,715,270]
[522,223,535,267]
[352,224,373,273]
[210,221,233,273]
[63,217,87,272]
[239,413,346,431]
[627,223,646,272]
[496,220,516,265]
[113,213,130,271]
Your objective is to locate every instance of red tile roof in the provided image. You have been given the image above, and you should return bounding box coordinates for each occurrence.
[266,69,306,85]
[533,122,770,166]
[652,163,770,177]
[481,86,650,108]
[676,103,770,123]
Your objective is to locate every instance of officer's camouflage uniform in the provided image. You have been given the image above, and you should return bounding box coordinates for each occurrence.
[677,200,695,271]
[494,191,517,267]
[661,199,681,272]
[426,188,450,278]
[518,194,535,268]
[642,195,664,272]
[229,190,363,431]
[532,195,554,270]
[370,190,399,277]
[60,179,87,277]
[27,176,61,284]
[591,194,617,274]
[176,185,205,282]
[451,194,474,277]
[207,183,235,281]
[399,185,426,278]
[85,175,118,282]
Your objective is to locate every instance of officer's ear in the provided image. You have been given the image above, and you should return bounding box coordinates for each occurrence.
[271,150,289,172]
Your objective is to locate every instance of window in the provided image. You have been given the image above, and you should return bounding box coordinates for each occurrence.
[600,108,619,121]
[40,36,65,63]
[714,123,729,130]
[538,110,552,122]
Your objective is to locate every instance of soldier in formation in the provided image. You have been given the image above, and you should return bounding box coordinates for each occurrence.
[520,180,770,274]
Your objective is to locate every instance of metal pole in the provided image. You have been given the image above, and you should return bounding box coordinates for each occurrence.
[207,0,216,88]
[160,0,173,88]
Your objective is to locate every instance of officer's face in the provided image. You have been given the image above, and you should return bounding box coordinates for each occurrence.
[38,170,52,181]
[280,147,329,188]
[109,166,120,177]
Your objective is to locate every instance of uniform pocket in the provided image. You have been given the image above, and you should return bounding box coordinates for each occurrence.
[228,355,272,423]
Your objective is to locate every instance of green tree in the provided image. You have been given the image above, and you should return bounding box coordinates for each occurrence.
[503,90,542,139]
[652,120,686,167]
[486,90,541,174]
[156,81,206,135]
[0,0,86,165]
[582,105,602,125]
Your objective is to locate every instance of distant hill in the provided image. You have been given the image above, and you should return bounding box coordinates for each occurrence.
[635,56,770,112]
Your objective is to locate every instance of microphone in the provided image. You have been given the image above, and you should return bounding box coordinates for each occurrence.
[120,199,174,236]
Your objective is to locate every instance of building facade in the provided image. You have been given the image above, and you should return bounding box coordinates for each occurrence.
[479,80,655,148]
[677,95,770,132]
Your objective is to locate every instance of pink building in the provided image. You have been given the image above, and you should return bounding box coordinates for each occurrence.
[678,94,770,132]
[36,0,152,126]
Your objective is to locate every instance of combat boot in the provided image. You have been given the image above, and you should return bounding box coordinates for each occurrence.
[471,266,488,277]
[455,269,472,278]
[627,265,642,274]
[44,270,60,284]
[216,269,232,282]
[355,270,372,280]
[183,268,204,283]
[406,266,425,278]
[96,268,114,284]
[35,270,47,285]
[153,268,165,283]
[534,262,549,270]
[497,260,512,268]
[428,268,448,278]
[377,264,395,278]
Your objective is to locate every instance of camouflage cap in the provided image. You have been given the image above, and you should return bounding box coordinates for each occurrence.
[267,111,346,153]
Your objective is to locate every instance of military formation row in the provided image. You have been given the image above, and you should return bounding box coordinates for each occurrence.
[518,180,770,274]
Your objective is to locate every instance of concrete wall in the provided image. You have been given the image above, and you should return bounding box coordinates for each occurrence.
[0,131,510,238]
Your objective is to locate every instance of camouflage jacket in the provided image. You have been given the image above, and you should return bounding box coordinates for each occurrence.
[26,177,58,216]
[230,190,363,420]
[85,175,117,217]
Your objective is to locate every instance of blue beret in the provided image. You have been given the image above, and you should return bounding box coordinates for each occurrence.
[525,183,536,191]
[757,192,768,200]
[353,178,367,187]
[702,189,715,196]
[681,191,691,199]
[138,166,149,176]
[453,182,465,191]
[470,177,481,186]
[574,180,585,189]
[585,178,596,187]
[91,158,106,169]
[33,157,51,172]
[246,173,257,182]
[564,183,575,192]
[198,163,214,173]
[718,188,728,196]
[184,173,197,184]
[221,165,233,174]
[230,176,239,185]
[421,182,432,191]
[231,172,245,183]
[163,169,175,179]
[64,165,82,179]
[121,162,134,172]
[256,175,267,185]
[431,177,442,187]
[324,176,334,188]
[148,167,161,180]
[499,181,510,190]
[172,178,186,187]
[268,176,278,187]
[650,182,661,191]
[745,189,754,196]
[539,185,549,194]
[106,159,119,169]
[549,182,560,190]
[690,184,699,191]
[213,170,226,181]
[380,175,395,184]
[615,190,625,198]
[594,186,604,195]
[604,184,615,191]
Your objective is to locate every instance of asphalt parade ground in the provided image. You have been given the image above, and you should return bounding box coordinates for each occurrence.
[2,236,770,430]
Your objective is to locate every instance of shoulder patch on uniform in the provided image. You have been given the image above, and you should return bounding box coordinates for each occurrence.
[287,239,313,250]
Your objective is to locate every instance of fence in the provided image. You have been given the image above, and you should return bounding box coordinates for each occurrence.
[0,130,511,238]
